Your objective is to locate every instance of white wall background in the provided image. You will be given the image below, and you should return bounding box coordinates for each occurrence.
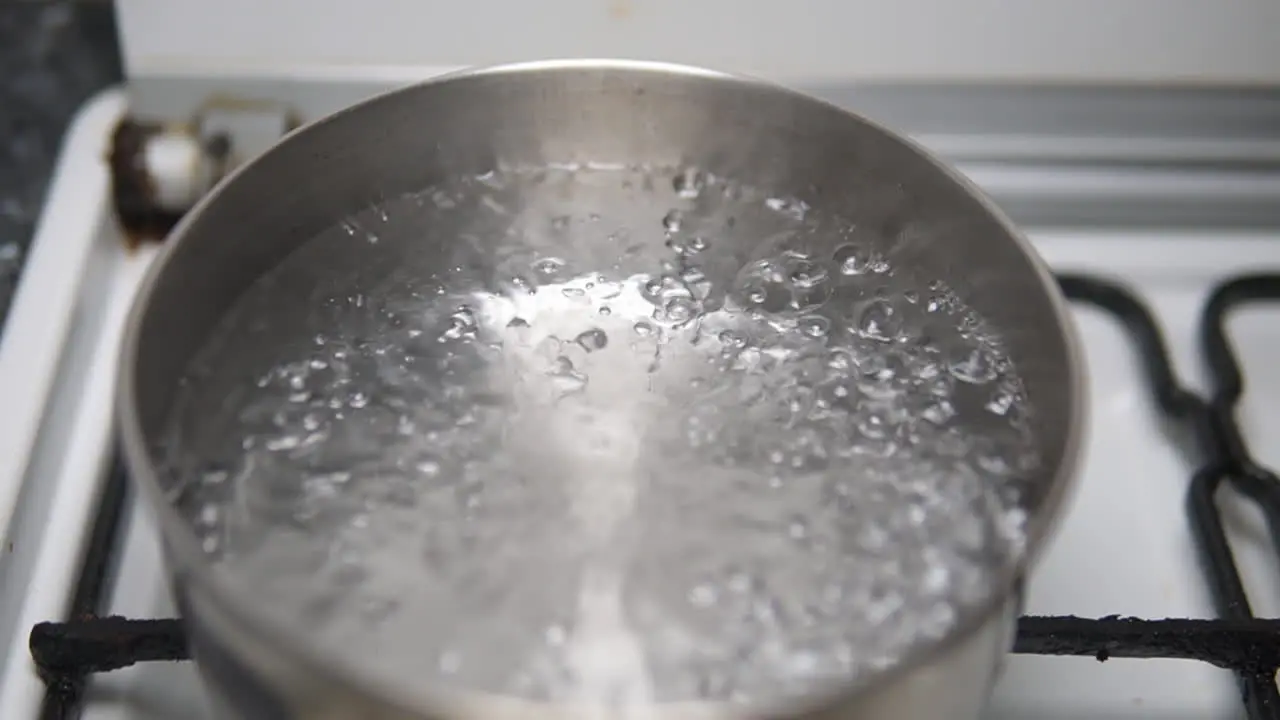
[118,0,1280,85]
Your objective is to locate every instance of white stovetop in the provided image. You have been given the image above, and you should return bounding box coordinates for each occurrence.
[1,88,1278,720]
[116,0,1280,85]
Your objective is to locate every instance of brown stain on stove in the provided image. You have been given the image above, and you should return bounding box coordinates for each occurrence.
[106,118,189,249]
[105,97,299,250]
[607,0,633,20]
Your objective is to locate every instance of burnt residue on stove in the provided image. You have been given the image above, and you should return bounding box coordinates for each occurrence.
[1014,615,1280,673]
[107,118,229,248]
[30,616,187,679]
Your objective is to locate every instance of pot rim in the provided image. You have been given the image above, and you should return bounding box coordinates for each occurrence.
[116,57,1089,718]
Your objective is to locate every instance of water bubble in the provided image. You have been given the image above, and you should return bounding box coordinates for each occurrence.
[978,453,1015,476]
[633,321,655,337]
[532,257,567,279]
[395,416,416,436]
[672,168,706,199]
[736,260,791,314]
[196,504,220,528]
[657,295,698,326]
[668,234,710,257]
[985,388,1016,416]
[662,209,684,234]
[857,300,901,342]
[857,352,906,399]
[688,583,718,608]
[921,400,956,425]
[824,349,857,375]
[718,329,747,348]
[764,196,808,220]
[814,379,858,416]
[474,169,503,188]
[574,328,609,352]
[831,244,869,275]
[787,258,827,289]
[922,373,953,398]
[550,215,571,231]
[548,356,588,396]
[680,268,712,303]
[441,307,479,342]
[948,347,997,384]
[642,277,665,300]
[798,315,830,338]
[510,275,535,295]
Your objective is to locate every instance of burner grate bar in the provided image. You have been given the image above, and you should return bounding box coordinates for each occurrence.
[1195,274,1280,720]
[29,614,1280,679]
[1012,615,1280,673]
[1200,275,1280,562]
[30,618,186,676]
[1060,273,1280,720]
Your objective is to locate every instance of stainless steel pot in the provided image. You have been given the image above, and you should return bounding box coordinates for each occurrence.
[118,60,1086,720]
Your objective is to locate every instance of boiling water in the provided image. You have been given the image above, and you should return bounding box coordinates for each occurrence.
[161,165,1040,710]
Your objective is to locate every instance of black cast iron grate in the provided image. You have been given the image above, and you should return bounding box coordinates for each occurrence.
[27,273,1280,720]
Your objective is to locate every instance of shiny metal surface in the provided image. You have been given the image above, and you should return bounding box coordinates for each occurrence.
[117,60,1086,720]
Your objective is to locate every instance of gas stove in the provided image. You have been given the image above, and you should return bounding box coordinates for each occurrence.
[2,2,1280,718]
